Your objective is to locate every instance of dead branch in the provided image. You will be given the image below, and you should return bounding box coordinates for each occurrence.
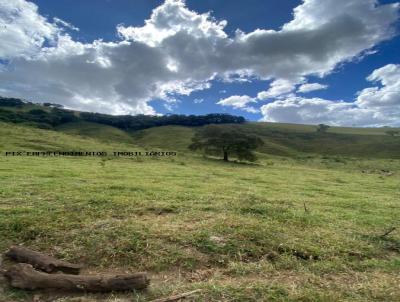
[381,227,396,238]
[5,263,149,292]
[150,289,202,302]
[5,246,82,274]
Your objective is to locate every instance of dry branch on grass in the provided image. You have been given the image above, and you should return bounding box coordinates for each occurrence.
[4,263,149,292]
[380,227,396,238]
[150,289,202,302]
[5,246,82,274]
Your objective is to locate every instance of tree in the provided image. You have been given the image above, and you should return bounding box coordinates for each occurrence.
[189,125,264,162]
[316,124,330,133]
[0,97,24,107]
[385,130,399,137]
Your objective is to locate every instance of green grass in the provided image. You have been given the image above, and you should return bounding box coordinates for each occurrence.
[131,125,194,151]
[251,122,400,136]
[57,121,137,145]
[0,122,399,301]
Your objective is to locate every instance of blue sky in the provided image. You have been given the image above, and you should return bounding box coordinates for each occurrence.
[1,0,399,126]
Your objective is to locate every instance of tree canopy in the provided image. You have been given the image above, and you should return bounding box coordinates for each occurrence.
[0,96,245,130]
[79,112,245,130]
[189,125,264,162]
[386,130,399,136]
[316,124,330,133]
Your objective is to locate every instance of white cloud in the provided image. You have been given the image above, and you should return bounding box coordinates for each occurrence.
[298,83,328,93]
[257,79,301,100]
[53,17,79,32]
[193,98,204,104]
[0,0,399,118]
[260,97,379,126]
[217,95,255,108]
[260,64,400,127]
[0,0,58,59]
[243,106,259,114]
[356,64,400,108]
[117,0,227,47]
[217,95,258,113]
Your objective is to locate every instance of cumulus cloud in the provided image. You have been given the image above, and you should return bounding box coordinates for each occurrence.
[297,83,328,93]
[217,95,254,108]
[260,64,400,127]
[0,0,58,59]
[356,64,400,108]
[217,95,259,113]
[116,0,227,47]
[260,97,381,126]
[0,0,399,118]
[257,79,301,100]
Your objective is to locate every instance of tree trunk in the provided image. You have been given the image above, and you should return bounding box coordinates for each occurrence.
[5,263,149,292]
[223,151,228,161]
[5,246,82,274]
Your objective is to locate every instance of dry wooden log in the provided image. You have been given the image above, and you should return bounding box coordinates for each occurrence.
[5,263,149,292]
[5,246,82,274]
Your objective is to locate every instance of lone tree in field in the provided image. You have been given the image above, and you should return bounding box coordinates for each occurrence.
[316,124,330,133]
[189,125,264,162]
[385,130,399,136]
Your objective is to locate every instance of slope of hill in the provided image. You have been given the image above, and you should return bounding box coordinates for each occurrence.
[0,120,399,301]
[56,121,137,145]
[0,122,139,152]
[240,123,400,158]
[128,123,400,159]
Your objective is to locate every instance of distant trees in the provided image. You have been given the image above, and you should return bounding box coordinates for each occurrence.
[79,112,245,131]
[0,97,25,107]
[0,106,77,127]
[0,109,245,130]
[316,124,330,133]
[189,125,264,162]
[0,95,246,131]
[386,130,399,136]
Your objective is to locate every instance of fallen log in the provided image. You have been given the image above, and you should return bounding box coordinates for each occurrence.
[5,246,82,274]
[5,263,149,292]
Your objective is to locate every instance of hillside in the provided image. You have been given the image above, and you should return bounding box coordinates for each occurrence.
[0,120,399,301]
[56,121,137,145]
[1,98,400,160]
[0,122,139,152]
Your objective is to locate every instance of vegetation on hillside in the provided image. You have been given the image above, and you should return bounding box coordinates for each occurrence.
[80,112,245,130]
[0,121,399,301]
[0,96,245,131]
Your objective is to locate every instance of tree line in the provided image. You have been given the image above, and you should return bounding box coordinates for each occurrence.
[80,112,245,130]
[0,96,245,130]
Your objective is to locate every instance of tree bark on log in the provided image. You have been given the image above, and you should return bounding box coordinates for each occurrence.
[5,246,82,274]
[5,263,149,292]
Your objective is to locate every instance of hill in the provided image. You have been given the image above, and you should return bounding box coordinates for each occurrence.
[0,111,399,301]
[0,96,245,131]
[2,97,400,160]
[129,123,400,159]
[56,121,137,145]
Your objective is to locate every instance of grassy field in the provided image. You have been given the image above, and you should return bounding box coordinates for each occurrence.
[0,121,399,301]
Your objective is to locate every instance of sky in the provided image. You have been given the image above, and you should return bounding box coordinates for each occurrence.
[0,0,399,127]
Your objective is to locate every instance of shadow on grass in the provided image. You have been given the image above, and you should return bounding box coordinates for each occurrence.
[201,156,262,167]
